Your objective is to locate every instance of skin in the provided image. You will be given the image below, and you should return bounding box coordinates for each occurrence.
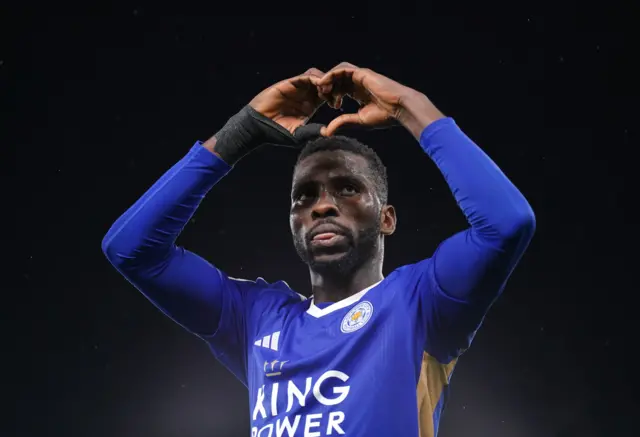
[205,62,445,302]
[203,67,328,154]
[311,62,445,139]
[290,150,396,303]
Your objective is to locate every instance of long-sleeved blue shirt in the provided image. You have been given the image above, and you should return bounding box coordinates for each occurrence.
[102,117,535,437]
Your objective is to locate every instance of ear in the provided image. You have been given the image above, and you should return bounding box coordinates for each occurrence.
[380,205,397,236]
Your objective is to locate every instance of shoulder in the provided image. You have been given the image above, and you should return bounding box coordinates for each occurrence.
[232,277,307,339]
[386,257,434,286]
[227,275,307,310]
[377,258,436,310]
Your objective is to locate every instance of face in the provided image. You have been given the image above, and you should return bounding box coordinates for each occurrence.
[290,150,396,276]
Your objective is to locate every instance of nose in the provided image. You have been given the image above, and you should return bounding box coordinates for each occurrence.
[311,190,339,219]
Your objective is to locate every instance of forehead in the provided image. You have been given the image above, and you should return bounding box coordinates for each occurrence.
[292,151,372,185]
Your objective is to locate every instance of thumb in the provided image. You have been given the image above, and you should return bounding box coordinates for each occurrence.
[324,113,363,136]
[292,123,325,143]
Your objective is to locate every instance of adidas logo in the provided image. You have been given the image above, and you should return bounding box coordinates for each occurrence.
[254,331,280,351]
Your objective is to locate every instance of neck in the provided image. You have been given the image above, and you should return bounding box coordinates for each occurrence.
[309,255,384,304]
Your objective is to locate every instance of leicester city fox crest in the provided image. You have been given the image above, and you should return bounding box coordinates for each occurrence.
[340,301,374,333]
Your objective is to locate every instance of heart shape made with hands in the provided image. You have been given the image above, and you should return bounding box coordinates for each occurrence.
[250,63,410,138]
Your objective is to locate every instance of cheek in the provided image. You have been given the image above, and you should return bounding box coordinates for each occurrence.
[289,212,302,234]
[344,197,378,224]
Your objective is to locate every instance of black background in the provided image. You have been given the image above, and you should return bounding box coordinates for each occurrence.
[4,5,634,437]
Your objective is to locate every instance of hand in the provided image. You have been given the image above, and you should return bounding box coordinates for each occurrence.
[312,62,445,138]
[249,68,327,135]
[205,68,329,164]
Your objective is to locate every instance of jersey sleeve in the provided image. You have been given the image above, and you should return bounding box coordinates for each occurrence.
[125,252,265,384]
[197,275,272,385]
[400,118,536,365]
[102,142,262,385]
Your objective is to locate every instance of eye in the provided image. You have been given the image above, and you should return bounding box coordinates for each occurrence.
[293,187,316,203]
[339,184,359,197]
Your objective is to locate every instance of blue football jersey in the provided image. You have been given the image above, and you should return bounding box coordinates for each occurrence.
[103,118,535,437]
[202,259,467,437]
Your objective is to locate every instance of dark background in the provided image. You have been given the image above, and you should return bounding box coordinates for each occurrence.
[4,5,634,437]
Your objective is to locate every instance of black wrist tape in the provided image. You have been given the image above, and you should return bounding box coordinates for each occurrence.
[213,105,323,165]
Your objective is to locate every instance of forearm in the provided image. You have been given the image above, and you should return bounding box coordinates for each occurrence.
[101,142,234,334]
[102,142,231,273]
[403,89,535,239]
[407,97,535,299]
[103,102,312,259]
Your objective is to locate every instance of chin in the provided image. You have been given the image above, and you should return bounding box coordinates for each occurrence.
[308,250,359,276]
[311,252,348,263]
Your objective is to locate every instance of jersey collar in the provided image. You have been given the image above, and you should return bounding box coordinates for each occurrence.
[306,280,383,318]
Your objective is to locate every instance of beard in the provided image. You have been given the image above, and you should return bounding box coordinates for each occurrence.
[293,220,381,277]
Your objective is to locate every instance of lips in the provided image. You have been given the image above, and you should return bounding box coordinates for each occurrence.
[308,224,347,242]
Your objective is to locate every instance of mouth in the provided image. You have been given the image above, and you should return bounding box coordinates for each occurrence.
[310,232,347,247]
[307,224,349,248]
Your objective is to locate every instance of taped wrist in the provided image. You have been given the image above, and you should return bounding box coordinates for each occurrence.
[213,105,324,165]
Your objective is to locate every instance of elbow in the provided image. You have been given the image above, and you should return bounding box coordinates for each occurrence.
[499,201,536,243]
[101,231,140,272]
[101,233,126,268]
[101,234,117,261]
[101,228,171,275]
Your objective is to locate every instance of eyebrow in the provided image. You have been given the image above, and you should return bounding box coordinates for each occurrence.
[291,173,367,196]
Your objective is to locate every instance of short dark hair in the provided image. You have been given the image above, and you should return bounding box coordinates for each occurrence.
[295,135,388,205]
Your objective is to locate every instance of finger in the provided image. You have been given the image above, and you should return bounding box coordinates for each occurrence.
[323,62,359,80]
[309,76,333,96]
[309,65,359,107]
[293,123,325,142]
[286,73,327,106]
[290,67,326,89]
[286,71,331,119]
[311,62,357,88]
[314,67,358,87]
[310,63,361,90]
[316,71,360,108]
[345,68,373,103]
[288,74,316,90]
[330,94,344,110]
[318,62,358,89]
[324,112,364,136]
[351,67,379,90]
[303,67,325,78]
[328,61,359,72]
[324,67,375,105]
[313,70,356,108]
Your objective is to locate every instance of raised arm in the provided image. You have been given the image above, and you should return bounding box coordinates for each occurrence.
[314,63,535,362]
[101,70,328,376]
[408,113,535,362]
[101,143,232,336]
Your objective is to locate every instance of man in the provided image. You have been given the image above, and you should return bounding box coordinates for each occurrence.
[102,62,535,437]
